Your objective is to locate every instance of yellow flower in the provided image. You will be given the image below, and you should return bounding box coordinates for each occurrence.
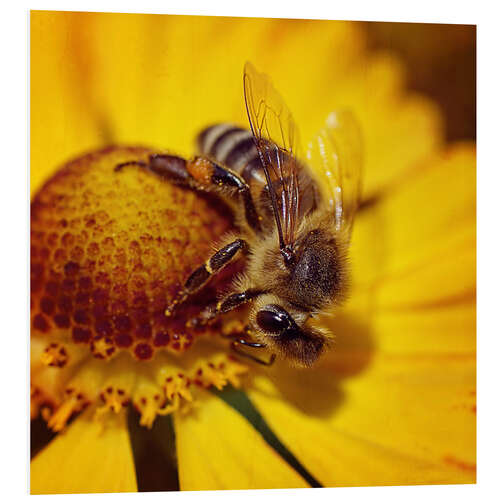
[30,12,475,493]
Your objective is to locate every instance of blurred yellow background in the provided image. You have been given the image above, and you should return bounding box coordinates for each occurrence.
[31,12,474,198]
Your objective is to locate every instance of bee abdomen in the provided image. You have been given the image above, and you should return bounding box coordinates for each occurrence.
[197,123,320,222]
[197,124,260,178]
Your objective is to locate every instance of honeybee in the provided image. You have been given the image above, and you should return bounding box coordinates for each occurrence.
[116,62,362,367]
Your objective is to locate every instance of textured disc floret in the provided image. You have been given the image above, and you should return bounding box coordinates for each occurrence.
[31,147,248,429]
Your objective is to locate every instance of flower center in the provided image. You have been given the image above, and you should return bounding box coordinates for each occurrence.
[31,147,250,430]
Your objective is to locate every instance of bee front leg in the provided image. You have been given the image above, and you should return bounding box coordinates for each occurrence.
[230,338,276,366]
[188,288,263,327]
[165,239,249,317]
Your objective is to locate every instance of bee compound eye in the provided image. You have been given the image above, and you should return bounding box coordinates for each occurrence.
[256,307,288,334]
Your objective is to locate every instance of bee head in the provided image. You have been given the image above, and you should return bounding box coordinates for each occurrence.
[250,298,329,367]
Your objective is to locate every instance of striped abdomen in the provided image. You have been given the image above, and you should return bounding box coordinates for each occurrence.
[197,124,320,219]
[197,124,266,186]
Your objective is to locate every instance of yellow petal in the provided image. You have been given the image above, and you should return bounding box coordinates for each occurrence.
[174,391,309,490]
[31,408,137,494]
[249,353,475,486]
[366,302,475,355]
[350,143,476,308]
[316,299,475,378]
[330,356,475,476]
[30,11,107,194]
[31,13,441,204]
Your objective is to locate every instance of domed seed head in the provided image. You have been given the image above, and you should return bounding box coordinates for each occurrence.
[31,146,234,360]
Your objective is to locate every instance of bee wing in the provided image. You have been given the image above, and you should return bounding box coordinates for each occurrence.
[306,110,363,234]
[243,61,301,247]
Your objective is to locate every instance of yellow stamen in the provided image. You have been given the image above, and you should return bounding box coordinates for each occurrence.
[192,354,249,390]
[32,331,251,430]
[221,318,246,336]
[90,337,117,361]
[97,387,130,415]
[221,357,249,389]
[47,394,87,432]
[40,343,69,368]
[157,393,181,416]
[138,398,165,428]
[194,362,227,390]
[163,372,193,403]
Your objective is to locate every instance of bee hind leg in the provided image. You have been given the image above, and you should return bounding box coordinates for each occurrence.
[116,154,262,234]
[114,160,148,171]
[185,156,262,233]
[115,154,192,185]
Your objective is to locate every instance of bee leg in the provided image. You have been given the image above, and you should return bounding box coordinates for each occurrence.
[230,338,276,366]
[116,154,262,234]
[188,288,263,327]
[115,154,192,185]
[185,156,262,233]
[165,238,248,317]
[114,160,148,171]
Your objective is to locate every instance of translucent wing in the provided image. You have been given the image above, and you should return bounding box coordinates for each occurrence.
[243,61,301,250]
[306,110,363,235]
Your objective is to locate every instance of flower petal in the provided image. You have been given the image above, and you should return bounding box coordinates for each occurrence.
[368,303,475,355]
[316,300,475,377]
[248,352,475,486]
[350,143,476,308]
[174,391,309,490]
[30,408,137,494]
[31,13,441,204]
[31,11,108,194]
